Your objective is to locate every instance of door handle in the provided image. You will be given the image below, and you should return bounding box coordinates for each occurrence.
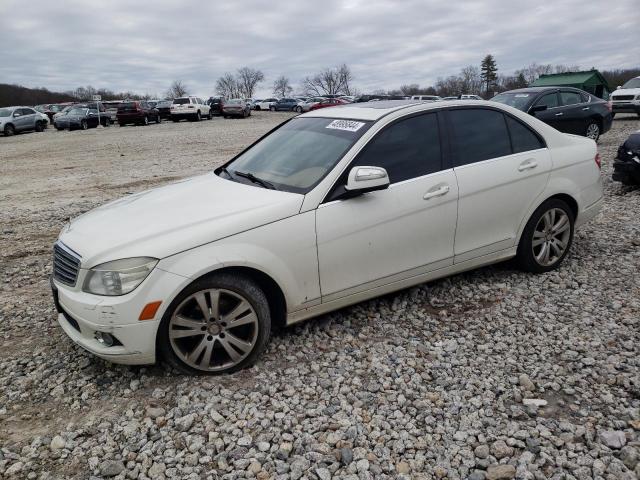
[555,112,564,116]
[582,107,590,111]
[518,159,538,172]
[423,185,449,200]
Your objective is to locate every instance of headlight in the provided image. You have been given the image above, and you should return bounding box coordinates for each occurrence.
[83,257,158,296]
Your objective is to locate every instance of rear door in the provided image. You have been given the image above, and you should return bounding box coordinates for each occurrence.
[446,107,551,262]
[316,112,459,300]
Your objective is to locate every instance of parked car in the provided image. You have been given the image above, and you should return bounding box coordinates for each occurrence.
[117,101,161,126]
[254,98,277,111]
[51,100,603,374]
[102,101,122,123]
[155,100,173,119]
[222,98,252,118]
[308,98,348,111]
[613,130,640,185]
[52,105,74,122]
[271,98,299,111]
[411,95,441,101]
[206,97,225,116]
[491,87,613,141]
[294,97,326,113]
[441,94,482,101]
[35,103,70,122]
[53,107,104,131]
[610,76,640,118]
[0,106,48,136]
[170,97,211,121]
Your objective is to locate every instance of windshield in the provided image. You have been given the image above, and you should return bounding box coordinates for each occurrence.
[223,117,372,194]
[622,78,640,89]
[491,92,532,111]
[68,108,88,115]
[173,98,191,105]
[0,108,11,117]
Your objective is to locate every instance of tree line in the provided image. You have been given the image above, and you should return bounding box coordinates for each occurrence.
[1,62,639,108]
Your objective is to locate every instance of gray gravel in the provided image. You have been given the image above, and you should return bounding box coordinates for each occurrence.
[0,112,639,479]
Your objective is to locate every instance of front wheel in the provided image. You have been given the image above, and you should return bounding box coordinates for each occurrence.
[35,121,44,132]
[270,106,275,111]
[4,124,15,136]
[585,121,600,142]
[516,199,575,273]
[195,111,201,121]
[295,106,302,113]
[158,273,271,375]
[80,120,88,130]
[255,106,261,111]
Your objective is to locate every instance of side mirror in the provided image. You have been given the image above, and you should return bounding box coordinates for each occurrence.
[345,166,390,194]
[529,105,547,115]
[13,112,21,118]
[617,86,621,90]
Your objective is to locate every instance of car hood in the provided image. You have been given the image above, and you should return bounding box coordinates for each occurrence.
[59,173,304,268]
[611,88,640,97]
[58,114,83,121]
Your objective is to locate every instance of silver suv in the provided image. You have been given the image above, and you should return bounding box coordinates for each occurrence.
[0,106,48,136]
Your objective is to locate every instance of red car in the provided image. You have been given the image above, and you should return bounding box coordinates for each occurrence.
[308,98,348,111]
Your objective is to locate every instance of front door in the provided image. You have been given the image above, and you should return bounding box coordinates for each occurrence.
[316,111,458,301]
[530,91,563,131]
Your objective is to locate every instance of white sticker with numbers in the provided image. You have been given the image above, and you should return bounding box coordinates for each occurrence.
[326,120,365,132]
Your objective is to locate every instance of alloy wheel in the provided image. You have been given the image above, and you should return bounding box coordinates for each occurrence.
[168,288,259,372]
[531,208,571,267]
[586,123,599,141]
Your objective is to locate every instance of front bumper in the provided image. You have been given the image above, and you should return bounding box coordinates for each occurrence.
[611,101,640,114]
[51,266,188,366]
[613,158,640,186]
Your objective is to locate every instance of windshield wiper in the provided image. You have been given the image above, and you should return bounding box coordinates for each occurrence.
[219,166,233,179]
[234,171,277,190]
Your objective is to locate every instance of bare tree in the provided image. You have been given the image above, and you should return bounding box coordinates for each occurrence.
[302,64,354,96]
[460,65,482,94]
[273,76,293,97]
[166,80,188,99]
[216,73,241,98]
[236,67,264,98]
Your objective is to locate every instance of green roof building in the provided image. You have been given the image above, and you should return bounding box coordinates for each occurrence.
[531,70,612,100]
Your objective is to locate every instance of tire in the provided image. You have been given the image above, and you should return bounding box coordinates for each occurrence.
[255,106,261,111]
[195,111,201,122]
[243,109,247,118]
[4,124,15,136]
[143,115,149,126]
[158,272,271,375]
[35,121,44,132]
[516,198,575,273]
[270,106,275,111]
[156,115,161,124]
[295,106,302,113]
[172,118,179,122]
[585,121,600,142]
[207,111,212,120]
[80,120,88,130]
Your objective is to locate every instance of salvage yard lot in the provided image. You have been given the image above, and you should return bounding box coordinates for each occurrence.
[0,112,639,479]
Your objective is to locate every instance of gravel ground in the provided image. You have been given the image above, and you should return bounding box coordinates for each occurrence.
[0,112,639,480]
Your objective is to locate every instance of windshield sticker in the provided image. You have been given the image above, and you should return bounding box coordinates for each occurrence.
[326,120,365,132]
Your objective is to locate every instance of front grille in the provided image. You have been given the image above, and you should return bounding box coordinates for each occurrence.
[613,95,634,101]
[53,243,81,286]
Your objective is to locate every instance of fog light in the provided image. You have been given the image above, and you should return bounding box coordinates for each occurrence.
[95,331,115,347]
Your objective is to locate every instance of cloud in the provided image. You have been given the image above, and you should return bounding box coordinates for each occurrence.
[0,0,637,98]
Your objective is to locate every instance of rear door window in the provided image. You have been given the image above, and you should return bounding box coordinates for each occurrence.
[560,91,583,106]
[505,116,545,153]
[448,108,512,166]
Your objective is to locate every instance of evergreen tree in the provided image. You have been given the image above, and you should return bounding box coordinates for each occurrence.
[480,54,498,95]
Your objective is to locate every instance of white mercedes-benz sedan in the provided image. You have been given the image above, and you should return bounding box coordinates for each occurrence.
[51,100,603,374]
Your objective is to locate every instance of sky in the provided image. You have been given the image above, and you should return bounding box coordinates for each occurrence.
[1,0,638,99]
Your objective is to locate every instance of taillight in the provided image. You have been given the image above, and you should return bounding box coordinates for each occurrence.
[595,152,601,169]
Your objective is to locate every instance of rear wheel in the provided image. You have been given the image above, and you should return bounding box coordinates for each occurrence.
[143,115,149,126]
[270,106,276,111]
[295,106,302,113]
[195,111,201,121]
[516,198,575,273]
[158,273,271,375]
[4,124,15,136]
[585,121,600,142]
[80,120,88,130]
[35,121,44,132]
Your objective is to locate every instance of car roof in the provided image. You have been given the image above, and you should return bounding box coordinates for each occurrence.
[499,86,580,94]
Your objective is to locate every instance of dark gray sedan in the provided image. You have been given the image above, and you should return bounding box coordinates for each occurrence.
[222,98,251,118]
[54,107,106,131]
